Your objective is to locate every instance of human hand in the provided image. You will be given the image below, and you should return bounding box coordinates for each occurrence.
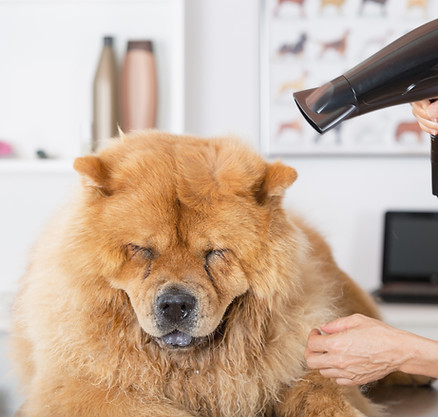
[305,314,406,386]
[411,99,438,135]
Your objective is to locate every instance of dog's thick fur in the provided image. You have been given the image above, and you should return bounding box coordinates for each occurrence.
[13,132,392,416]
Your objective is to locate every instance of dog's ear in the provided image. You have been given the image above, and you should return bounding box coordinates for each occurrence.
[256,161,297,204]
[73,155,112,196]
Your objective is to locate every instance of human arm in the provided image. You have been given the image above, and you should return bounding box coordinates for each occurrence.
[411,99,438,135]
[305,313,438,386]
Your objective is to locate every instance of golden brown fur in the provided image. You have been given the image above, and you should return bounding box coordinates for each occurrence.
[13,131,390,416]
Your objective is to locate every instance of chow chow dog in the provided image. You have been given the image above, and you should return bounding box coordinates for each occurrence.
[12,131,409,416]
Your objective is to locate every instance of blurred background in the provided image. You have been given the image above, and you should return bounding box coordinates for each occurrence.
[1,1,438,415]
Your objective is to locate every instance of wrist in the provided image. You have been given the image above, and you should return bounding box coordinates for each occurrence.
[397,331,438,378]
[394,330,418,374]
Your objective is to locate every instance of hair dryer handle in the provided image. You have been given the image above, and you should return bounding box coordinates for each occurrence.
[431,135,438,197]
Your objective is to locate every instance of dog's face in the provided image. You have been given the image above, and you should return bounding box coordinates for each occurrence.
[73,133,297,350]
[112,205,252,349]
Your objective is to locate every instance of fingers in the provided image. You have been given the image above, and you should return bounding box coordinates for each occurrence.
[411,100,438,135]
[319,367,354,380]
[306,328,325,353]
[306,315,365,360]
[426,100,438,120]
[318,363,368,386]
[411,99,438,118]
[319,313,364,334]
[411,115,438,136]
[309,328,321,336]
[305,328,330,370]
[411,99,433,113]
[306,352,328,370]
[335,378,356,386]
[305,331,342,371]
[309,356,362,385]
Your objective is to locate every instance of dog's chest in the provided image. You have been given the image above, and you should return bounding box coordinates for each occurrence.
[161,367,271,417]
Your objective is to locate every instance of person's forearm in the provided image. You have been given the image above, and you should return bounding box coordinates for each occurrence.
[397,330,438,379]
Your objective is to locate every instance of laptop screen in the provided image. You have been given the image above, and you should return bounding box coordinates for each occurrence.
[382,211,438,284]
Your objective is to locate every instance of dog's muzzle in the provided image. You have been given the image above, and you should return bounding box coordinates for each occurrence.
[154,286,198,348]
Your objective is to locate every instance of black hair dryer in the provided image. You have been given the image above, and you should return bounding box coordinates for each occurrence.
[293,19,438,197]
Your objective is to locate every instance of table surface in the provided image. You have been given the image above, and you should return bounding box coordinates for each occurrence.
[370,381,438,417]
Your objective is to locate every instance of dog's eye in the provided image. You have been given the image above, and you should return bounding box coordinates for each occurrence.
[205,249,226,263]
[204,250,227,283]
[127,244,154,261]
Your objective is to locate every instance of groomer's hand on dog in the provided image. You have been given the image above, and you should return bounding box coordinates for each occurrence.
[305,314,411,386]
[411,99,438,135]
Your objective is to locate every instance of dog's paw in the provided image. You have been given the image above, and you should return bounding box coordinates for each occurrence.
[300,389,375,417]
[277,372,385,417]
[281,384,371,417]
[379,371,434,387]
[299,399,367,417]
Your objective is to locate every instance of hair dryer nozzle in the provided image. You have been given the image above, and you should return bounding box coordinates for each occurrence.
[292,19,438,197]
[293,19,438,134]
[294,76,358,133]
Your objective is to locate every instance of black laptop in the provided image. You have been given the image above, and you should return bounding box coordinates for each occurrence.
[374,211,438,304]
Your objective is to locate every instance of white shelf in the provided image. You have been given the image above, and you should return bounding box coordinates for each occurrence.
[0,159,75,174]
[0,0,185,161]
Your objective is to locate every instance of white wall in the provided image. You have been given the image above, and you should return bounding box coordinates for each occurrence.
[184,0,438,291]
[185,0,260,141]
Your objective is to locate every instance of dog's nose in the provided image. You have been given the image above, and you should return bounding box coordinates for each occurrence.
[156,288,196,323]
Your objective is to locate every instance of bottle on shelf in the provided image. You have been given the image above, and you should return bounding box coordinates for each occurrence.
[92,36,118,152]
[121,40,158,132]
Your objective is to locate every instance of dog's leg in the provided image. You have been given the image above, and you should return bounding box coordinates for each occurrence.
[274,371,385,417]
